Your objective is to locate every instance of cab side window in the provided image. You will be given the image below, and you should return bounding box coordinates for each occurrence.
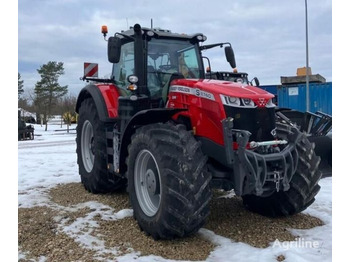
[112,42,134,94]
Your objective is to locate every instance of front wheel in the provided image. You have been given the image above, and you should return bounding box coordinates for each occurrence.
[127,123,211,239]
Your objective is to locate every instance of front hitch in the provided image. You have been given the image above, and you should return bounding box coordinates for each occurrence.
[222,118,301,196]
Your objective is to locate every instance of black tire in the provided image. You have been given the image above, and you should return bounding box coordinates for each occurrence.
[242,123,322,217]
[76,98,126,193]
[127,123,211,239]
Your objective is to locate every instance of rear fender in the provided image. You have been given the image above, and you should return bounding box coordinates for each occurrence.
[76,84,121,122]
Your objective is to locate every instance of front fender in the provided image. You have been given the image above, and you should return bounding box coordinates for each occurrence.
[119,108,186,174]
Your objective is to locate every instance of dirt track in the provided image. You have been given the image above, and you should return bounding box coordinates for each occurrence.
[18,182,323,261]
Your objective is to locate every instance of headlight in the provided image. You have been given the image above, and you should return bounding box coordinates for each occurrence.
[242,98,255,107]
[220,95,257,108]
[221,95,240,107]
[228,97,238,104]
[127,75,138,84]
[196,34,207,42]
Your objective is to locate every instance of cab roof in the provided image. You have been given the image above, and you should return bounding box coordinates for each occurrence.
[119,25,206,41]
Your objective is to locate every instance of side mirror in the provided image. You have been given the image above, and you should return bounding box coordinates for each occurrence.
[224,46,236,69]
[108,37,122,63]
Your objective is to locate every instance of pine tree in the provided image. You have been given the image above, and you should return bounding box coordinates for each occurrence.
[34,61,68,131]
[18,73,24,99]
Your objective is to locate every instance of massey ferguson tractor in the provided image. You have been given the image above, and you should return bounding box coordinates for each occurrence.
[75,24,322,240]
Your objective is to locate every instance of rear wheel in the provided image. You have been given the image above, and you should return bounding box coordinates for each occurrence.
[76,98,126,193]
[127,123,211,239]
[242,123,322,217]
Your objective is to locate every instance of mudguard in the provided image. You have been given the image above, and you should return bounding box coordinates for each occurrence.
[118,108,186,174]
[76,84,121,122]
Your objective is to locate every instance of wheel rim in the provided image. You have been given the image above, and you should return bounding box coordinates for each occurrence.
[81,120,94,173]
[134,149,161,217]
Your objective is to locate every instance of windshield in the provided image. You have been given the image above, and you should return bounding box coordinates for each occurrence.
[147,39,201,78]
[146,39,202,100]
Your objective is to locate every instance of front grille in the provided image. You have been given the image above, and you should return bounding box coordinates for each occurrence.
[224,106,276,142]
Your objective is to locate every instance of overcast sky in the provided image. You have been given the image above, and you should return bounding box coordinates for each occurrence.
[18,0,332,96]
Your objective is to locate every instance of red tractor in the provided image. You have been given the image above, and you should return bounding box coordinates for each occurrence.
[75,24,322,239]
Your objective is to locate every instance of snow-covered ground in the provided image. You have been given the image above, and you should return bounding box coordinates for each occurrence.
[17,124,332,261]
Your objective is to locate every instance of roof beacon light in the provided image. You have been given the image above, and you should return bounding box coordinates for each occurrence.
[101,25,108,38]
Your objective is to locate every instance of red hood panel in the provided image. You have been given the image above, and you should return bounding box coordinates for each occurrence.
[172,79,274,99]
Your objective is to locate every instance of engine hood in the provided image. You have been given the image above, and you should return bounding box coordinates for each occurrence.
[171,78,274,100]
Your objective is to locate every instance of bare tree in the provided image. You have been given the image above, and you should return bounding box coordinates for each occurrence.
[57,94,77,131]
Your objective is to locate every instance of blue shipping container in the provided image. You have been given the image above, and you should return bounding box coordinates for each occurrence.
[277,82,332,115]
[260,85,278,96]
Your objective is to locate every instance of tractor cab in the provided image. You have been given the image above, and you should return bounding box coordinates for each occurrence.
[106,24,235,106]
[111,34,202,101]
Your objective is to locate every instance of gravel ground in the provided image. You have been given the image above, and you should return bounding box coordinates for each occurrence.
[18,182,324,261]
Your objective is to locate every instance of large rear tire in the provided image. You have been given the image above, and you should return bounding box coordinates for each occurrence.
[127,123,211,239]
[242,124,322,217]
[76,98,126,193]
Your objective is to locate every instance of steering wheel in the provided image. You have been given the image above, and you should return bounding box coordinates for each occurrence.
[159,65,177,72]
